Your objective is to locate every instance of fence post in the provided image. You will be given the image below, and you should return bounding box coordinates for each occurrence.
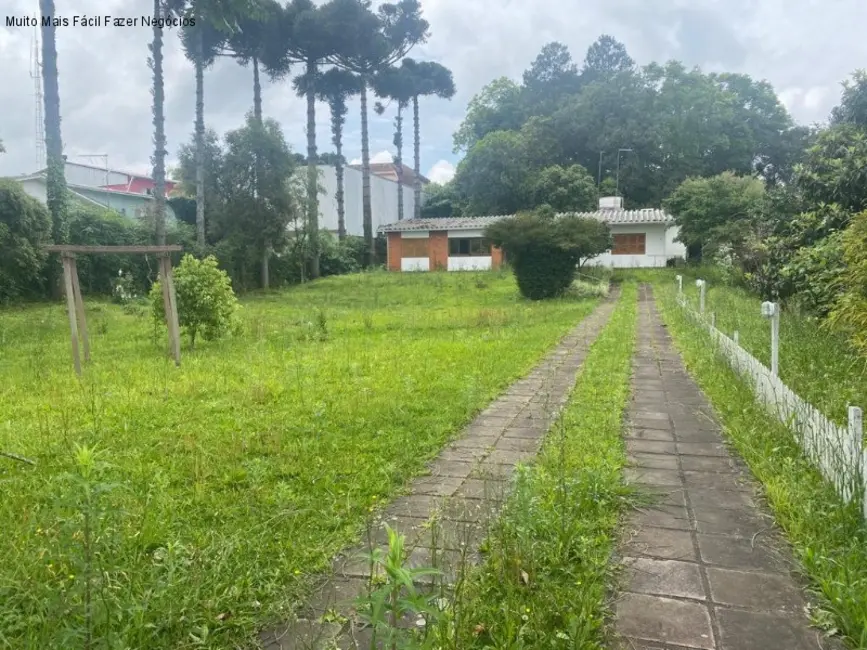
[676,274,683,295]
[711,312,716,328]
[850,406,866,518]
[761,301,780,376]
[733,330,739,344]
[696,279,706,314]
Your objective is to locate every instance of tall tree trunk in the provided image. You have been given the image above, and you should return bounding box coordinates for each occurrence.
[412,95,421,220]
[306,58,320,279]
[252,56,262,124]
[252,55,269,288]
[151,0,167,245]
[194,22,205,250]
[360,79,373,267]
[394,102,404,222]
[39,0,68,297]
[332,100,346,240]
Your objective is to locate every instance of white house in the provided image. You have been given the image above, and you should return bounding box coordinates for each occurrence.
[377,197,686,272]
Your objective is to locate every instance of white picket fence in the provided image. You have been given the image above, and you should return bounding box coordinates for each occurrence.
[674,278,867,519]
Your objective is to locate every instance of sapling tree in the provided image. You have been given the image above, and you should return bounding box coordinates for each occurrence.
[150,254,240,348]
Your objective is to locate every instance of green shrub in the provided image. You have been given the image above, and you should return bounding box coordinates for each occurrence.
[485,209,611,300]
[0,180,52,303]
[780,231,847,317]
[150,254,240,348]
[828,211,867,354]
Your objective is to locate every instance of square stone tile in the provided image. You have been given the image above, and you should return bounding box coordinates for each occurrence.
[427,459,474,479]
[486,449,535,466]
[627,427,675,442]
[716,607,819,650]
[680,456,732,472]
[494,437,541,452]
[302,577,368,617]
[454,478,508,501]
[410,476,465,497]
[623,557,706,600]
[476,415,517,428]
[451,436,499,450]
[674,429,722,443]
[634,390,667,401]
[633,417,674,431]
[677,442,728,457]
[694,507,769,538]
[625,468,683,487]
[707,567,805,612]
[631,505,691,532]
[614,593,713,649]
[502,426,543,439]
[626,440,677,455]
[632,411,670,421]
[688,488,754,510]
[628,453,679,470]
[624,526,697,561]
[697,534,788,571]
[438,448,488,464]
[387,495,440,519]
[682,471,747,491]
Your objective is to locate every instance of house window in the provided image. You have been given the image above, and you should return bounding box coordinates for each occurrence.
[612,233,646,255]
[401,238,429,258]
[448,237,491,257]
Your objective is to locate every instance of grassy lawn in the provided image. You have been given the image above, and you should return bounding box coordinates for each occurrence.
[0,271,598,649]
[654,282,867,648]
[435,282,637,648]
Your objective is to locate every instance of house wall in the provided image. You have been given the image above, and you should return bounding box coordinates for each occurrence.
[586,224,686,268]
[64,163,128,188]
[18,178,47,204]
[315,165,415,237]
[386,229,504,272]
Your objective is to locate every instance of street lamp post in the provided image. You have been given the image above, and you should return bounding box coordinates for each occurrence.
[615,148,633,197]
[597,151,604,187]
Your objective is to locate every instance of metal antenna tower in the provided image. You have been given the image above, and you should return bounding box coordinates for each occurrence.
[30,22,46,169]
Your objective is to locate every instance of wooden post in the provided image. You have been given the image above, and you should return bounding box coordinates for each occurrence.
[69,257,90,362]
[61,254,81,375]
[160,255,181,366]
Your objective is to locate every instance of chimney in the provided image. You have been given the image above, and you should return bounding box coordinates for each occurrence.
[599,196,623,210]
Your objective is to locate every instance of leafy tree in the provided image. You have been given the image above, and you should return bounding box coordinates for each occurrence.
[794,124,867,214]
[663,172,766,258]
[453,130,531,215]
[780,231,847,317]
[0,180,52,302]
[485,209,611,299]
[330,0,429,266]
[453,77,524,153]
[175,128,225,242]
[580,34,634,85]
[529,164,598,212]
[831,70,867,128]
[521,42,580,115]
[214,114,300,289]
[312,68,363,238]
[150,254,240,349]
[419,182,465,218]
[402,59,455,218]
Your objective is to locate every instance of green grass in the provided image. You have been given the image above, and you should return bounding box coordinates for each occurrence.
[614,267,867,426]
[654,282,867,649]
[0,270,599,650]
[437,282,637,649]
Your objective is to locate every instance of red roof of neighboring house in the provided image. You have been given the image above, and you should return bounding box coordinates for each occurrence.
[101,178,177,195]
[348,162,431,185]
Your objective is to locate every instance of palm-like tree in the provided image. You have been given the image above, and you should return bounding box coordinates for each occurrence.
[404,59,455,219]
[373,65,415,221]
[328,0,429,266]
[312,68,363,239]
[39,0,68,254]
[150,0,168,244]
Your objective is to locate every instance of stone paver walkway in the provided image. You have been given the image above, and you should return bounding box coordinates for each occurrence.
[614,285,836,650]
[260,289,620,650]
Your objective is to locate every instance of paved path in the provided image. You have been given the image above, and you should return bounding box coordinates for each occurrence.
[614,285,836,650]
[260,290,620,650]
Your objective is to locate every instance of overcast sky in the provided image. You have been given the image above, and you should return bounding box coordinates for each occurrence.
[1,0,866,185]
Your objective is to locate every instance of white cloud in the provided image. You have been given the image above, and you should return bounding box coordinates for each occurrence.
[427,160,456,184]
[348,150,392,166]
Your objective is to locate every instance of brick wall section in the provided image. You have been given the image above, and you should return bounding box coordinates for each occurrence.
[429,231,448,270]
[491,245,504,269]
[387,232,402,271]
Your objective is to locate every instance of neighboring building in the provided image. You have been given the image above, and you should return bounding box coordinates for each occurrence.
[12,160,177,220]
[347,162,430,188]
[378,216,506,272]
[315,165,416,237]
[377,197,686,272]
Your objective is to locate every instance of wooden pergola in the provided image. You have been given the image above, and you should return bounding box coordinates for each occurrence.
[45,245,183,375]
